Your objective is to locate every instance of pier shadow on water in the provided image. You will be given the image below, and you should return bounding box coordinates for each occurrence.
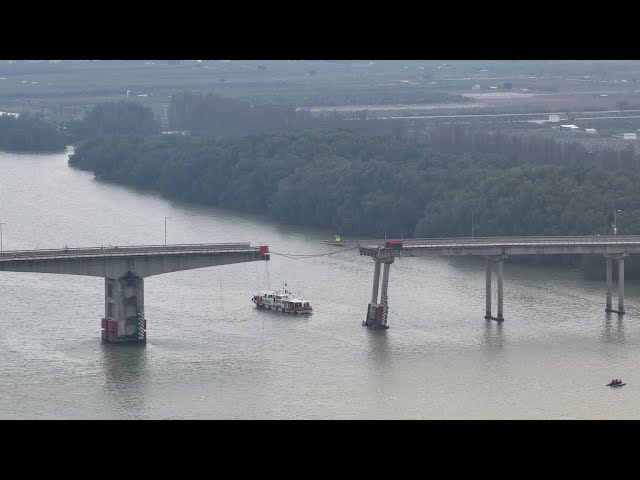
[366,327,393,371]
[481,319,506,357]
[602,312,626,344]
[100,342,149,417]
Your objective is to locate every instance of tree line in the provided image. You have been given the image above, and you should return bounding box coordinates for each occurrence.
[168,91,407,137]
[65,129,640,236]
[0,101,160,153]
[422,125,640,171]
[167,93,640,172]
[65,100,160,141]
[0,113,67,152]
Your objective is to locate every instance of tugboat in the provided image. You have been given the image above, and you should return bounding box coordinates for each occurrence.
[325,234,346,246]
[252,285,313,314]
[606,378,626,387]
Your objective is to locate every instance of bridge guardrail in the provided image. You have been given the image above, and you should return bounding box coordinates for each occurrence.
[359,235,640,246]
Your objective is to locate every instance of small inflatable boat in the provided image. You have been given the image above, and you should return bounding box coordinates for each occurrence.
[606,381,626,387]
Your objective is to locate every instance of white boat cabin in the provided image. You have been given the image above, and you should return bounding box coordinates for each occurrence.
[252,289,312,313]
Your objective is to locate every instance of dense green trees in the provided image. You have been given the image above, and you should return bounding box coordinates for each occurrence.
[424,125,640,171]
[0,113,67,152]
[66,101,160,141]
[168,92,407,137]
[68,129,640,237]
[0,101,159,153]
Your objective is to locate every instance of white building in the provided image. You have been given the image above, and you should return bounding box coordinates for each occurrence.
[548,114,560,123]
[560,124,580,131]
[472,84,481,90]
[623,133,637,140]
[585,128,597,134]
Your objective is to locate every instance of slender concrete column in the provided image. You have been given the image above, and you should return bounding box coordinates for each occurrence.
[497,260,504,321]
[371,260,382,304]
[618,257,625,314]
[485,257,492,319]
[606,256,613,311]
[364,256,393,328]
[380,260,392,303]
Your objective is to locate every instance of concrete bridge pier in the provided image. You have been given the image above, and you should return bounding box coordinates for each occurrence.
[484,256,505,322]
[485,257,492,318]
[605,254,626,315]
[102,272,146,343]
[619,256,625,314]
[497,259,504,320]
[380,259,392,307]
[364,256,394,329]
[606,256,613,311]
[371,260,382,304]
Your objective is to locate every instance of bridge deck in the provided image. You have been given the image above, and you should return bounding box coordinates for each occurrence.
[0,242,257,262]
[358,235,640,257]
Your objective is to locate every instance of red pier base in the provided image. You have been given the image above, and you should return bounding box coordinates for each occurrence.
[363,303,389,329]
[101,318,146,343]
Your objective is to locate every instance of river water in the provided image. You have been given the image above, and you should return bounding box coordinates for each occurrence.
[1,148,639,419]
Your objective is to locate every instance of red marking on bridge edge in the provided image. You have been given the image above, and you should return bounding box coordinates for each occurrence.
[384,240,403,250]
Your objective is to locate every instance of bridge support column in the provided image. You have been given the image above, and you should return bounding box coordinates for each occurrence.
[371,260,381,304]
[485,258,492,319]
[484,256,505,322]
[497,259,504,321]
[605,254,625,315]
[102,272,146,343]
[364,256,393,329]
[606,256,613,311]
[618,257,625,315]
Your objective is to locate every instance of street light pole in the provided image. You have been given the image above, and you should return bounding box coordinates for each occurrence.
[0,222,4,252]
[471,211,475,239]
[613,209,621,235]
[164,217,171,245]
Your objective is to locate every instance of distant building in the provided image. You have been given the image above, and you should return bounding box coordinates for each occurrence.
[548,114,560,123]
[489,86,498,90]
[472,84,481,90]
[585,128,597,134]
[161,131,188,136]
[623,132,637,140]
[560,124,580,131]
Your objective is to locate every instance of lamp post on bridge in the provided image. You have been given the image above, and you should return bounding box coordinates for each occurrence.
[0,221,4,252]
[164,216,171,245]
[472,211,475,239]
[613,209,621,235]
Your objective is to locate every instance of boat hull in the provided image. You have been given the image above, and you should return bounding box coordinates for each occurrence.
[254,302,312,314]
